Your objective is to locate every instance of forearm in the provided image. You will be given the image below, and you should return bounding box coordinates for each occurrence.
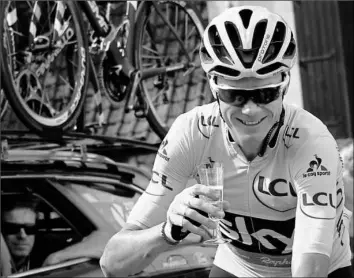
[100,223,173,277]
[292,252,330,277]
[51,230,113,261]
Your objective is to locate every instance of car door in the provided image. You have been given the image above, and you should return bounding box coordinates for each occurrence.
[1,170,148,278]
[1,177,101,278]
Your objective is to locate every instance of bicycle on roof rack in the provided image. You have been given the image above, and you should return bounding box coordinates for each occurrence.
[0,1,210,140]
[0,89,8,120]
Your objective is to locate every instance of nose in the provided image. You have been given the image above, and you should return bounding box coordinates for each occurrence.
[17,228,28,239]
[241,99,261,115]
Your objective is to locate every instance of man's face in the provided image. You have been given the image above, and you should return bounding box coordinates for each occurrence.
[216,74,284,141]
[3,207,37,259]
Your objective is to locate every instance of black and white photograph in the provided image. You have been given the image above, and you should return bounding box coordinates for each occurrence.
[1,1,353,277]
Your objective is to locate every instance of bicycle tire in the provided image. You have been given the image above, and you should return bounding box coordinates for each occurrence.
[0,1,89,137]
[134,1,210,140]
[0,89,8,120]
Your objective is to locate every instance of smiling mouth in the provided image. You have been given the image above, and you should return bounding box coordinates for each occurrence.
[237,116,267,126]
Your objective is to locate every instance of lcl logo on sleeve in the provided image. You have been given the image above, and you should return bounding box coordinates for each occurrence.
[300,188,343,219]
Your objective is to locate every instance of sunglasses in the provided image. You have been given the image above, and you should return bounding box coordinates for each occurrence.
[2,222,37,235]
[210,74,289,107]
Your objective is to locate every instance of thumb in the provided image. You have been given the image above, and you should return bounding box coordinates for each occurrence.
[199,225,213,242]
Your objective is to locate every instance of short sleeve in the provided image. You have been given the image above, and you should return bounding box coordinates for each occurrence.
[291,135,342,257]
[127,110,206,228]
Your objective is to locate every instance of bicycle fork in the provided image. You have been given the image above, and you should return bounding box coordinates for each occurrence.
[124,69,149,118]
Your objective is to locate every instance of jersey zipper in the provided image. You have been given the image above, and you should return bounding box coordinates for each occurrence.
[247,160,264,253]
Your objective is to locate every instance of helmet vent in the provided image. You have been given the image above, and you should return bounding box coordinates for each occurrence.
[283,32,296,59]
[235,49,258,69]
[211,66,240,78]
[209,25,233,65]
[208,25,222,45]
[225,22,242,49]
[256,62,286,75]
[263,21,286,64]
[239,9,253,29]
[252,20,268,49]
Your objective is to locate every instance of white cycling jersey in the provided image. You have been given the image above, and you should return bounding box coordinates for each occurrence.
[127,102,352,277]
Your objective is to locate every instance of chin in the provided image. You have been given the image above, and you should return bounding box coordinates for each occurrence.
[13,250,30,258]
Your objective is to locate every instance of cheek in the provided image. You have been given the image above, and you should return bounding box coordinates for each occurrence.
[219,101,239,117]
[264,98,283,117]
[5,235,16,245]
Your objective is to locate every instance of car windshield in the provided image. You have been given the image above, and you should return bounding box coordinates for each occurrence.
[63,182,141,231]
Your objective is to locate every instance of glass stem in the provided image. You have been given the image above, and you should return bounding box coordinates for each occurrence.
[215,220,220,238]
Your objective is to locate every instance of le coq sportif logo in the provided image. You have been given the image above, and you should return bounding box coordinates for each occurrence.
[158,139,170,162]
[302,154,331,178]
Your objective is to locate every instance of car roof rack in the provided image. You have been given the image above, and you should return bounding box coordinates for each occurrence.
[1,129,160,148]
[1,130,160,159]
[1,147,138,183]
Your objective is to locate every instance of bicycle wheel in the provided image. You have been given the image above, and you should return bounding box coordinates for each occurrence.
[135,1,211,140]
[1,89,8,120]
[0,1,89,136]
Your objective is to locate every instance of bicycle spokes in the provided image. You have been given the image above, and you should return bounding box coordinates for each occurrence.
[16,69,55,117]
[2,1,87,129]
[137,1,208,128]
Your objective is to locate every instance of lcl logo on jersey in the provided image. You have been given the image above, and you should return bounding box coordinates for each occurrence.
[197,113,219,139]
[151,171,172,191]
[253,175,297,212]
[283,125,300,148]
[158,139,170,162]
[302,154,331,178]
[300,188,343,219]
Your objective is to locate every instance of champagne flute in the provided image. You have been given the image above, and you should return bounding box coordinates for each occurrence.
[197,162,231,245]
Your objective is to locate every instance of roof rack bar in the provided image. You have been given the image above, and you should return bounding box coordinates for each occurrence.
[1,130,160,150]
[1,139,9,160]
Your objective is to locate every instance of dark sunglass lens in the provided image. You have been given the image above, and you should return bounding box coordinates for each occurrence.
[218,88,236,103]
[24,226,37,235]
[256,87,280,104]
[2,224,21,235]
[218,89,248,106]
[2,223,36,235]
[233,94,248,106]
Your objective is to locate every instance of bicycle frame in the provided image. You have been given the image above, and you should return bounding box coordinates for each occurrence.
[79,1,137,79]
[77,1,195,113]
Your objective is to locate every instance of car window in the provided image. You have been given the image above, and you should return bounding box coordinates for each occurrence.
[64,183,141,231]
[1,189,84,274]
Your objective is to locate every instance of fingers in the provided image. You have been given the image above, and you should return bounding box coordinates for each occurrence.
[181,218,215,238]
[168,204,214,239]
[167,184,229,239]
[186,184,221,201]
[183,202,218,228]
[184,194,224,220]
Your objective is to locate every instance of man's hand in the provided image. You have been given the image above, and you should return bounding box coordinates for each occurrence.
[166,184,230,239]
[42,252,62,266]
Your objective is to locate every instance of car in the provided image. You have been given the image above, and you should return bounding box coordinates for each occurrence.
[1,131,217,278]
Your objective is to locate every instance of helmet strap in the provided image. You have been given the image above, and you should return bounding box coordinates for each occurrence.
[216,94,227,123]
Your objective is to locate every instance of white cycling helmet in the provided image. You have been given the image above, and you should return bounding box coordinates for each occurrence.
[200,6,297,81]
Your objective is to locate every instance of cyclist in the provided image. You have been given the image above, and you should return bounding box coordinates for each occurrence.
[100,6,353,277]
